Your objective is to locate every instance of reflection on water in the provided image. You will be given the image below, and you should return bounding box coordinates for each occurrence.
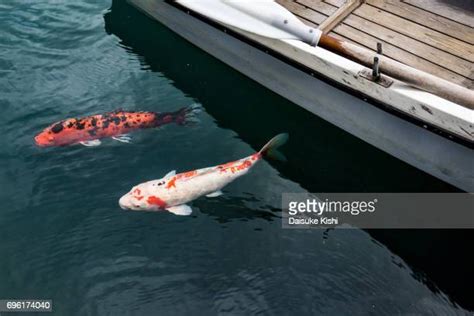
[0,0,470,314]
[104,0,474,310]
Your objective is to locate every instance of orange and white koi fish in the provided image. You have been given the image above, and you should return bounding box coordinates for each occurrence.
[119,133,289,216]
[34,105,200,147]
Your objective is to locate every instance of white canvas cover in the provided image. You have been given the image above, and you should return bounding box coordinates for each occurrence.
[176,0,322,45]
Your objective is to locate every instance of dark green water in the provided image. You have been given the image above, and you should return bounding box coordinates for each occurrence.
[0,0,471,315]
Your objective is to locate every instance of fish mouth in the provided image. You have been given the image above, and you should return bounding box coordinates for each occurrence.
[34,135,45,147]
[119,195,141,211]
[34,135,51,147]
[119,195,131,210]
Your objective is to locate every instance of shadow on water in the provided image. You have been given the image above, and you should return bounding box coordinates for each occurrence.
[194,199,280,224]
[104,0,473,310]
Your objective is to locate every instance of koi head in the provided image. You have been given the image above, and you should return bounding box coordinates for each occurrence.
[35,120,77,147]
[34,133,54,147]
[34,123,63,147]
[119,185,148,211]
[35,119,89,147]
[119,181,169,211]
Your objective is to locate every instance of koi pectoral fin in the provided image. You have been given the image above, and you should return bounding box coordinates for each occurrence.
[112,135,132,143]
[206,190,223,198]
[80,140,101,147]
[166,204,192,216]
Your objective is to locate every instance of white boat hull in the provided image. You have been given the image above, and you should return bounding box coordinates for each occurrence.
[128,0,474,191]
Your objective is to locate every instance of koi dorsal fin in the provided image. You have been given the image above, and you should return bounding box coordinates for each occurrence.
[164,170,176,179]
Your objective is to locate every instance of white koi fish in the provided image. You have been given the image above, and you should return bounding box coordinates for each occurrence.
[118,133,289,216]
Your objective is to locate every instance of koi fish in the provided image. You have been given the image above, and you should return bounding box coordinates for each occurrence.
[34,105,200,147]
[118,133,289,216]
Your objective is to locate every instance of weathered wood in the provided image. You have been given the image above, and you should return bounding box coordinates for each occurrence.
[279,0,372,48]
[335,2,474,62]
[330,0,474,29]
[277,0,327,25]
[367,0,474,44]
[291,10,368,48]
[318,33,474,108]
[318,0,363,34]
[330,24,471,86]
[294,0,471,85]
[277,1,474,106]
[402,0,474,28]
[335,10,473,78]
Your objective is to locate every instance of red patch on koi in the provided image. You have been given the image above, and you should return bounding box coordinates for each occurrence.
[133,188,144,200]
[251,153,260,161]
[237,160,251,170]
[219,159,252,173]
[166,177,177,189]
[147,195,167,208]
[179,170,197,178]
[218,161,236,173]
[163,115,173,123]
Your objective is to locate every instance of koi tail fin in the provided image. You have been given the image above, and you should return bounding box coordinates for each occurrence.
[173,103,202,125]
[259,133,289,161]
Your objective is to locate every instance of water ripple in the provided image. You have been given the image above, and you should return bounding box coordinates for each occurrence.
[0,0,469,315]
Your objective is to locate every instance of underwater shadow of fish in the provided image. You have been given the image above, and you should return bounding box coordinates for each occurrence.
[193,194,281,223]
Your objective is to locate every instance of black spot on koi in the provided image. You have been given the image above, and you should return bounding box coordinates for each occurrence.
[51,123,64,133]
[111,117,121,125]
[75,121,86,130]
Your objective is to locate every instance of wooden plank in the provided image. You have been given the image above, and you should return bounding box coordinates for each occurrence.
[367,0,474,44]
[330,25,471,86]
[294,0,470,85]
[327,1,474,62]
[461,76,474,90]
[318,0,363,34]
[276,0,328,25]
[280,0,367,48]
[330,9,473,78]
[402,0,474,28]
[293,0,339,16]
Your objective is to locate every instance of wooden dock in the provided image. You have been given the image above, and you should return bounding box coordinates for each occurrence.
[128,0,474,190]
[276,0,474,89]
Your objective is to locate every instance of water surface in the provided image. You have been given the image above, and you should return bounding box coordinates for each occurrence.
[0,1,470,314]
